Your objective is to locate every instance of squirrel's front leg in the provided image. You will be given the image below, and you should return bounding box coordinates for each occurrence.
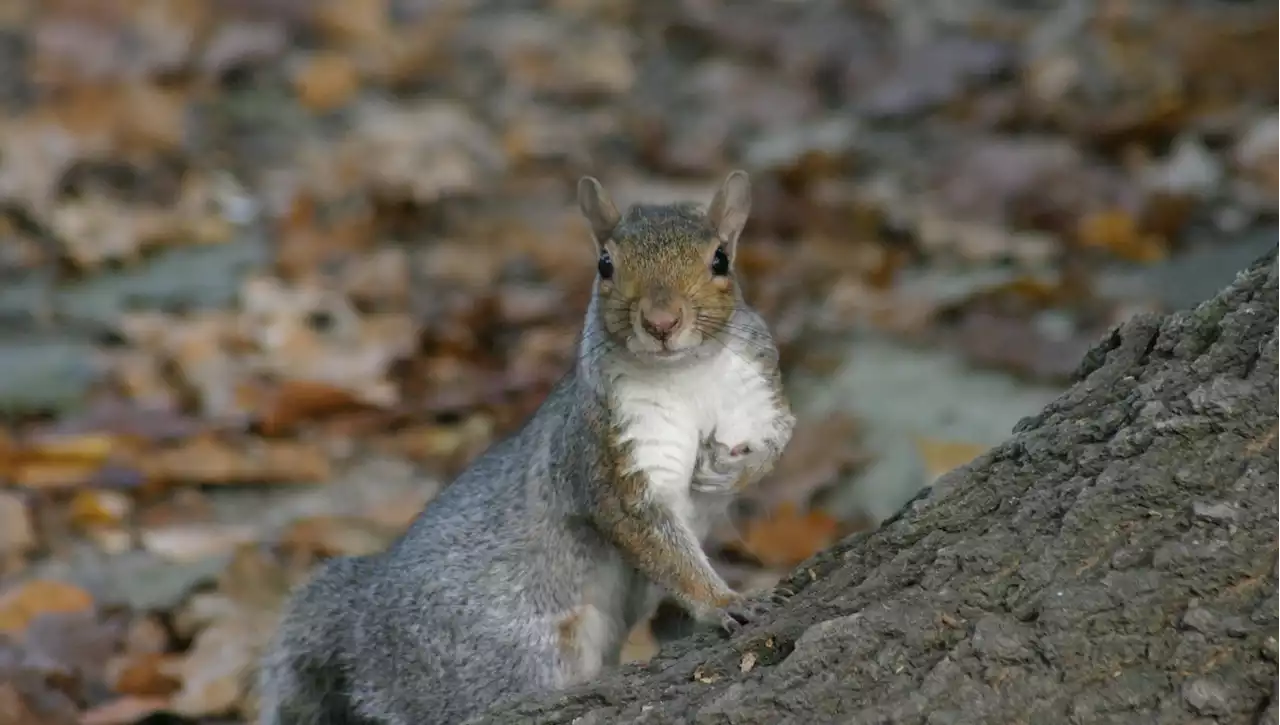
[591,471,767,633]
[593,427,770,633]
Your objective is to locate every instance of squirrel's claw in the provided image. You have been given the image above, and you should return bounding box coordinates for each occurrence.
[716,594,777,636]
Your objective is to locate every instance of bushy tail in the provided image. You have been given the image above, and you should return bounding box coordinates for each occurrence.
[257,648,374,725]
[256,556,376,725]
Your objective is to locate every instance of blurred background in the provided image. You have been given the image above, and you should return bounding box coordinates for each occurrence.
[0,0,1274,722]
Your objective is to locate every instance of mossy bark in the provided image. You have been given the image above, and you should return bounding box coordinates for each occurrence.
[473,251,1279,725]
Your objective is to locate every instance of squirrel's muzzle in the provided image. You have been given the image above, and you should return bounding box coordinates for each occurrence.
[637,292,687,344]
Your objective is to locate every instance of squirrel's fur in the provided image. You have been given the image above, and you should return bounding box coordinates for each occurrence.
[257,172,795,725]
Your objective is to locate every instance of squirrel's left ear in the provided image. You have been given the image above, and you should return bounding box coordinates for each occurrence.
[577,176,621,249]
[707,170,751,259]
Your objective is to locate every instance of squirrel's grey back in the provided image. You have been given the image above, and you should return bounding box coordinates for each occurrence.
[258,373,612,725]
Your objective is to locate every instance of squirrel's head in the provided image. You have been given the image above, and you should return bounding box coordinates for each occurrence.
[577,171,752,362]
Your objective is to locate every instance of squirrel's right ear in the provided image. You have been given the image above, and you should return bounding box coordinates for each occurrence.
[707,170,751,258]
[577,176,621,246]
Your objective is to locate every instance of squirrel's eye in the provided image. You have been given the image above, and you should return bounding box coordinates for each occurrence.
[710,246,731,277]
[597,250,614,280]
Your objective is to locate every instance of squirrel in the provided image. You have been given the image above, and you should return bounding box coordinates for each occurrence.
[256,171,797,725]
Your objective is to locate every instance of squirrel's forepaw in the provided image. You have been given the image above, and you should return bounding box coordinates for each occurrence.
[715,592,780,636]
[769,583,796,605]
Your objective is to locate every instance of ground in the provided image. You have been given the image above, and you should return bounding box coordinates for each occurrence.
[0,1,1274,724]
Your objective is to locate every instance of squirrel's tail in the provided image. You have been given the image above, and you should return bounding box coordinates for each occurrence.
[257,650,373,725]
[256,556,375,725]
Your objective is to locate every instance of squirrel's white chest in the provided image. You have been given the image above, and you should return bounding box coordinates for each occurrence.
[609,352,785,515]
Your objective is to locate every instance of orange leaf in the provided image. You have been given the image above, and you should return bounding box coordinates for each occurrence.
[0,580,94,635]
[293,52,360,112]
[254,380,370,437]
[733,503,842,569]
[68,490,132,529]
[913,437,990,482]
[11,461,102,490]
[15,433,117,464]
[1077,209,1168,262]
[138,436,330,486]
[79,696,171,725]
[111,653,183,697]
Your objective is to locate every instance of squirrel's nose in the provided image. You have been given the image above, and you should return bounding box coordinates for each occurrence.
[640,308,682,341]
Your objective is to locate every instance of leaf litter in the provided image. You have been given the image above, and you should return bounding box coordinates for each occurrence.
[0,0,1273,720]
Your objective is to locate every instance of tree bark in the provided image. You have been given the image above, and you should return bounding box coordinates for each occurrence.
[472,250,1280,725]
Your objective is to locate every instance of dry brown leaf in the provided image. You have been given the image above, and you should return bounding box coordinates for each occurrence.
[1077,209,1168,262]
[68,490,132,530]
[0,580,94,635]
[0,492,35,556]
[272,194,378,279]
[123,614,171,656]
[253,380,372,437]
[137,436,331,486]
[619,621,658,665]
[9,462,103,491]
[313,0,390,48]
[79,696,172,725]
[317,100,505,205]
[0,679,77,725]
[170,613,265,717]
[747,413,864,511]
[237,276,414,406]
[279,516,399,559]
[294,52,360,111]
[109,652,184,697]
[376,416,495,468]
[6,429,132,489]
[140,523,260,563]
[170,546,293,717]
[362,489,437,532]
[13,433,118,464]
[914,437,990,482]
[731,503,842,570]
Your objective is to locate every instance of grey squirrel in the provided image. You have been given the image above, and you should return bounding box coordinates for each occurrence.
[256,171,797,725]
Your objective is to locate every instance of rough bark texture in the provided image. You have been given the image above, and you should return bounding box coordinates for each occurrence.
[472,250,1280,725]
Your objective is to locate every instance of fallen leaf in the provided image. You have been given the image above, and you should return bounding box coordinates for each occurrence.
[0,492,35,556]
[730,503,843,570]
[619,621,658,665]
[314,100,505,205]
[68,490,132,530]
[0,581,94,635]
[109,652,183,697]
[253,380,372,437]
[313,0,390,48]
[12,433,118,464]
[79,696,171,725]
[0,679,77,725]
[293,52,360,112]
[169,600,277,717]
[123,614,171,656]
[138,436,331,486]
[692,665,720,684]
[279,516,399,559]
[8,462,104,491]
[1077,209,1168,262]
[913,437,990,482]
[376,416,495,469]
[745,413,865,512]
[140,523,260,563]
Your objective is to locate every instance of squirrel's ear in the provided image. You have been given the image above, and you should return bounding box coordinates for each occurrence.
[577,176,621,247]
[707,170,751,257]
